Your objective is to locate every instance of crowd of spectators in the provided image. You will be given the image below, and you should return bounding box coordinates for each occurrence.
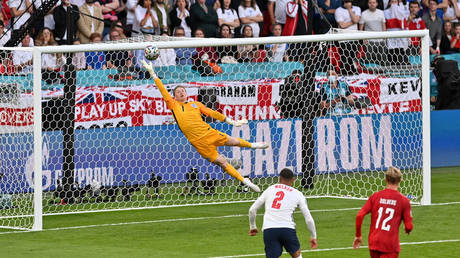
[0,0,459,79]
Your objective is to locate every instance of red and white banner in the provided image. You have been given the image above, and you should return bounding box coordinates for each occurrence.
[1,75,421,131]
[315,74,421,114]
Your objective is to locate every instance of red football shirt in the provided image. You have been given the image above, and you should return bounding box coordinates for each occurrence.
[451,36,460,49]
[356,188,413,253]
[407,18,427,46]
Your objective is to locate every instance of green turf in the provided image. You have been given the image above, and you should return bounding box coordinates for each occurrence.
[0,167,459,258]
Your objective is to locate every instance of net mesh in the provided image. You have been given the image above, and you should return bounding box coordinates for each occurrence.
[0,32,426,230]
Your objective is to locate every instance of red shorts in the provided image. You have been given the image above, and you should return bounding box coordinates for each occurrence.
[370,250,399,258]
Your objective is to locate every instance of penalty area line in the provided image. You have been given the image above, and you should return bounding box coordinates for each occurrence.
[209,239,460,258]
[0,201,458,235]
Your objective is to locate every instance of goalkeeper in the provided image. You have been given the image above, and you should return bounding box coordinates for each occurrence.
[142,60,268,192]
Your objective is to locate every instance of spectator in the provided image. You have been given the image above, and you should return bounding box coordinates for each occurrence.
[8,0,31,32]
[0,20,10,46]
[217,0,240,36]
[268,0,289,29]
[443,0,460,23]
[114,0,128,29]
[103,21,127,41]
[359,0,386,64]
[237,25,257,62]
[355,0,384,11]
[86,32,107,69]
[32,0,59,38]
[423,0,443,54]
[53,0,80,45]
[72,38,86,70]
[385,0,410,65]
[256,0,272,37]
[94,0,120,37]
[13,34,34,74]
[316,0,342,34]
[135,0,159,35]
[282,0,313,36]
[105,29,133,69]
[190,0,219,37]
[36,28,65,84]
[173,26,196,65]
[335,0,361,73]
[71,0,86,7]
[215,24,238,63]
[320,69,355,115]
[422,0,448,11]
[359,0,385,32]
[126,0,140,36]
[154,32,177,66]
[440,21,455,53]
[267,23,288,62]
[406,1,427,55]
[193,28,218,62]
[450,23,460,52]
[77,0,104,44]
[335,0,361,31]
[170,0,192,37]
[238,0,263,37]
[153,0,170,34]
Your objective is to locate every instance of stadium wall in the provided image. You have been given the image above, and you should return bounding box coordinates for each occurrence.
[1,110,458,193]
[431,110,460,167]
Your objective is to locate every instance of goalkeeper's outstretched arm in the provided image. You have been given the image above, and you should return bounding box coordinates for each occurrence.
[196,102,248,126]
[142,60,174,106]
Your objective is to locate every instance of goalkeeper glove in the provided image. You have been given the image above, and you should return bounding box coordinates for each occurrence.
[141,60,158,79]
[225,117,248,127]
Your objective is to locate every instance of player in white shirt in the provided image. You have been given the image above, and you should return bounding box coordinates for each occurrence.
[248,168,318,258]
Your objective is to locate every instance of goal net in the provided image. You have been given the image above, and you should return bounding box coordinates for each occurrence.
[0,30,430,231]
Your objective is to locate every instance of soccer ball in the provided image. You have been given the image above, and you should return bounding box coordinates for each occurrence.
[144,45,160,60]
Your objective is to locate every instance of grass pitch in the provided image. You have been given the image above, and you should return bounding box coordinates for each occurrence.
[0,167,459,258]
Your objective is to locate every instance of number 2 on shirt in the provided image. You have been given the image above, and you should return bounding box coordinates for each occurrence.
[375,207,395,231]
[271,191,285,209]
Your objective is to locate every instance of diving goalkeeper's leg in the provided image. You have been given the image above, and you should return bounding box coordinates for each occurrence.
[225,136,269,149]
[213,154,261,192]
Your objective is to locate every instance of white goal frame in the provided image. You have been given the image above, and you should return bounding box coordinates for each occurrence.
[24,30,432,231]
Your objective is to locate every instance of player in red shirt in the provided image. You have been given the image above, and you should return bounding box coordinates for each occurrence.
[353,166,413,258]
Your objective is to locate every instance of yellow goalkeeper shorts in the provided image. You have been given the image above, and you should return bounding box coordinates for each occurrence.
[191,129,229,162]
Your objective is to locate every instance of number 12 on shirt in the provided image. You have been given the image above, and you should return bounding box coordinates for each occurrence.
[375,207,395,231]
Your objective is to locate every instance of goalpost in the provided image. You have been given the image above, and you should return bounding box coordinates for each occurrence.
[0,30,430,231]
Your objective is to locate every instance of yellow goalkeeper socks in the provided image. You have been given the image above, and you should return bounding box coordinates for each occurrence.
[224,164,244,182]
[238,138,252,148]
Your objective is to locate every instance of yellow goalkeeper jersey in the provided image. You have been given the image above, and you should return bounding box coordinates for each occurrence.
[153,78,226,143]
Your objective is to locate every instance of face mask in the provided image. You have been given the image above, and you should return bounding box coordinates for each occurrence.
[329,75,337,83]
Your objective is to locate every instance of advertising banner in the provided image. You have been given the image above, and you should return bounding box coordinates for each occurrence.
[315,112,422,173]
[2,74,422,132]
[0,119,302,193]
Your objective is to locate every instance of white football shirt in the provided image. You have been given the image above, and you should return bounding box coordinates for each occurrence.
[249,183,316,238]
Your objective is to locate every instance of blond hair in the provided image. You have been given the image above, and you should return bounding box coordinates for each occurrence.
[385,166,402,185]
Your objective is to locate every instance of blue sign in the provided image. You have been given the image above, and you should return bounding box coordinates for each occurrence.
[315,112,423,173]
[0,119,303,193]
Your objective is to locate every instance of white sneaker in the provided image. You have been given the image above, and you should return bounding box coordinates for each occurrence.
[251,142,269,149]
[243,178,261,192]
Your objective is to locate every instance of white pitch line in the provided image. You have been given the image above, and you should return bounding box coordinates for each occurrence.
[209,239,460,258]
[0,201,459,235]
